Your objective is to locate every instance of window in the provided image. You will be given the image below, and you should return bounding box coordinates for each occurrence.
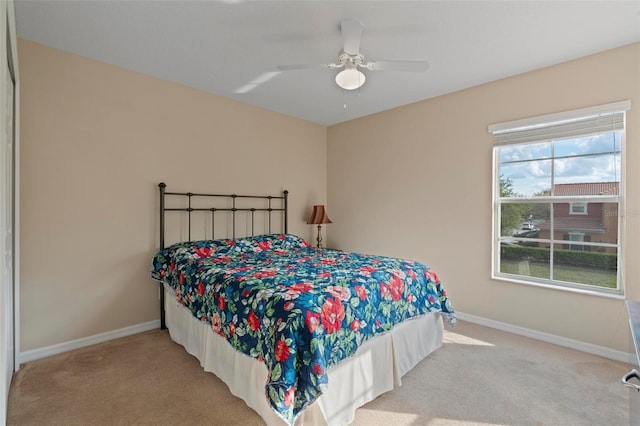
[569,203,587,215]
[490,101,629,294]
[567,232,586,251]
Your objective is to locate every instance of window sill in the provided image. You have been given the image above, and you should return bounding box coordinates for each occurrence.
[492,274,625,300]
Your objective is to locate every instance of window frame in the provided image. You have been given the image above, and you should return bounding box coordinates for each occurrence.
[568,232,585,251]
[569,202,588,215]
[490,101,629,296]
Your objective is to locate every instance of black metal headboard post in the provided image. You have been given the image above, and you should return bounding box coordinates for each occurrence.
[157,182,288,329]
[284,190,288,234]
[158,182,167,328]
[159,182,166,250]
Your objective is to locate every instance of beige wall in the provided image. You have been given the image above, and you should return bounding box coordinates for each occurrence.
[19,37,640,356]
[327,42,640,353]
[19,39,327,351]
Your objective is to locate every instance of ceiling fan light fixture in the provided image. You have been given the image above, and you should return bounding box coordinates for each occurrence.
[335,68,366,90]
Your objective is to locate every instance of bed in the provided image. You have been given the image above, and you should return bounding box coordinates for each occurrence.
[150,183,455,425]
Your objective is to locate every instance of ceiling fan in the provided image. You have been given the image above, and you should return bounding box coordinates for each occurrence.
[277,19,429,91]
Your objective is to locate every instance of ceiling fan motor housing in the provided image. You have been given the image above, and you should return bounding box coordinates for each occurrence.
[339,52,365,69]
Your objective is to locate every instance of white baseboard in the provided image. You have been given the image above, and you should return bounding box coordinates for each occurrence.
[455,311,636,365]
[17,314,635,366]
[19,320,161,364]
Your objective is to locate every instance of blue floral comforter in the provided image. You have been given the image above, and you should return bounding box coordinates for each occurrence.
[151,234,455,425]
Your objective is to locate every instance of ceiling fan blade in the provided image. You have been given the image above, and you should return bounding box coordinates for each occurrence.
[340,19,363,55]
[365,60,429,72]
[277,63,331,71]
[235,72,280,94]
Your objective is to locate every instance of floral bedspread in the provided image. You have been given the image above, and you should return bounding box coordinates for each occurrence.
[151,234,455,425]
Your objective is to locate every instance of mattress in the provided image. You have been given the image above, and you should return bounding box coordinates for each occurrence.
[151,234,455,424]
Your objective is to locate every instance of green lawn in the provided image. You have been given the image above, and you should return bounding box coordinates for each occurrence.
[500,259,617,289]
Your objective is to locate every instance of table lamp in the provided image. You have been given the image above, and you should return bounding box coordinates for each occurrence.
[307,205,332,248]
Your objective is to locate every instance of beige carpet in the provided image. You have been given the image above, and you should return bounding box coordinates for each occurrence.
[7,320,633,425]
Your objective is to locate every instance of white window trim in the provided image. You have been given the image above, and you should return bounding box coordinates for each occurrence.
[490,100,629,296]
[569,202,588,215]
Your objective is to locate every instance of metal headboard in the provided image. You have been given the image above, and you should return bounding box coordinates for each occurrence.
[157,182,289,329]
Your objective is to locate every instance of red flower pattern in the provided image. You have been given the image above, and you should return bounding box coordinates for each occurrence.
[359,265,377,275]
[321,298,345,334]
[253,270,277,279]
[284,386,296,407]
[248,310,260,331]
[354,285,367,300]
[305,311,321,333]
[389,275,404,301]
[275,340,290,362]
[211,312,222,334]
[327,285,351,301]
[195,247,212,258]
[379,282,390,298]
[290,282,313,292]
[258,241,271,251]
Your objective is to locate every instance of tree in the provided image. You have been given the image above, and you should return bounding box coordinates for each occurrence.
[500,174,519,198]
[529,188,552,220]
[499,175,524,236]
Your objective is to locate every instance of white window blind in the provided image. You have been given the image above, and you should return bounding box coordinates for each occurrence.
[489,100,630,146]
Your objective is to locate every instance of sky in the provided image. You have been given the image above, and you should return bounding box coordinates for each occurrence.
[498,131,621,197]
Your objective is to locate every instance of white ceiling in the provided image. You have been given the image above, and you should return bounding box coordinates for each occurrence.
[14,0,640,126]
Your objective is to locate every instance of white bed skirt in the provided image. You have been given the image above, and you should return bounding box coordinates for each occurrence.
[164,286,444,425]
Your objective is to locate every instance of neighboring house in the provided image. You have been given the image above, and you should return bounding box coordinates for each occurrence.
[537,182,619,253]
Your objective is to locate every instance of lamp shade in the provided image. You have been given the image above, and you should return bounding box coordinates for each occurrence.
[307,205,332,225]
[335,68,366,90]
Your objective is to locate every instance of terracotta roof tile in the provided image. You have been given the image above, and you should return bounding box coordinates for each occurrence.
[553,182,619,196]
